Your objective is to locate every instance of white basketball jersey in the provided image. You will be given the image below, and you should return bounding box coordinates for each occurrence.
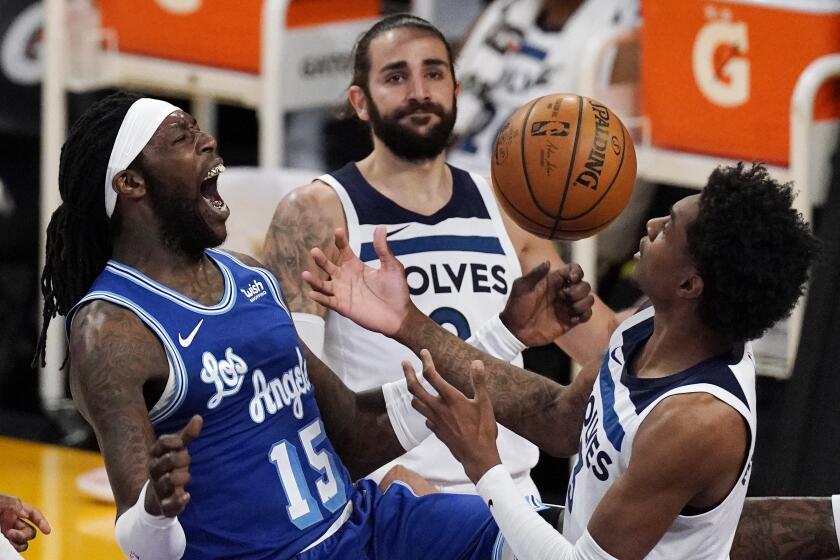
[319,162,539,494]
[449,0,639,177]
[563,307,757,559]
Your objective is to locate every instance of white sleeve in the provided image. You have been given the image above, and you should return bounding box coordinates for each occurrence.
[476,466,617,560]
[0,535,22,560]
[293,312,325,359]
[832,495,840,550]
[465,314,527,362]
[382,314,526,451]
[383,378,433,451]
[114,481,186,560]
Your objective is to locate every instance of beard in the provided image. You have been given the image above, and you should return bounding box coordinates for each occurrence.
[367,94,457,162]
[145,176,225,259]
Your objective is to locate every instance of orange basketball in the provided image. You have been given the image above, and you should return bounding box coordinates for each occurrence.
[491,93,637,241]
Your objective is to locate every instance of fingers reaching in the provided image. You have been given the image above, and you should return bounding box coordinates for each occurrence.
[18,502,50,535]
[372,225,399,269]
[309,247,339,277]
[179,415,203,446]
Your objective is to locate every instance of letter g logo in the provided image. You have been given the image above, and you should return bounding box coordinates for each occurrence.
[692,18,749,107]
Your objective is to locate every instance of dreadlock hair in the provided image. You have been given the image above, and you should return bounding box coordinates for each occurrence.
[686,162,820,343]
[338,13,456,120]
[33,91,141,368]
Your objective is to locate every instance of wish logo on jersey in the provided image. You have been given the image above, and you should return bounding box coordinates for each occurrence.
[199,345,313,423]
[240,278,267,302]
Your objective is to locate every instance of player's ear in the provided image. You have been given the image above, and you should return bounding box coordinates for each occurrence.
[113,169,147,201]
[454,79,461,97]
[348,85,370,122]
[678,272,703,300]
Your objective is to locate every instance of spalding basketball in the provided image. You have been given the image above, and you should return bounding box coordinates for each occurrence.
[491,94,637,241]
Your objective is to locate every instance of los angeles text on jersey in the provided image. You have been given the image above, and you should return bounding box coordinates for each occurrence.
[199,345,313,423]
[404,262,509,295]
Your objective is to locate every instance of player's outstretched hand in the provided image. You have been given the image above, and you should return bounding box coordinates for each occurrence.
[500,261,594,347]
[404,350,502,484]
[146,415,202,517]
[0,494,51,552]
[303,226,411,337]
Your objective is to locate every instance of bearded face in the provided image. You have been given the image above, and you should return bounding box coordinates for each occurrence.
[144,169,226,258]
[366,92,457,162]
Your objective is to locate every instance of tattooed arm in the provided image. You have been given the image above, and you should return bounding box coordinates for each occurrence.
[302,343,405,479]
[263,181,346,316]
[397,305,598,456]
[69,301,191,519]
[231,250,408,479]
[731,497,840,560]
[304,227,601,456]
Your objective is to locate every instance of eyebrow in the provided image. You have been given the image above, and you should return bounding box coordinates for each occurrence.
[165,116,198,131]
[378,58,449,74]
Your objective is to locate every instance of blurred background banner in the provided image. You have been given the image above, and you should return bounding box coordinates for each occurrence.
[0,0,42,135]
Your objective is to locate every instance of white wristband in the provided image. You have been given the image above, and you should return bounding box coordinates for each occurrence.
[383,377,435,451]
[293,312,325,359]
[466,314,527,362]
[476,466,616,560]
[832,494,840,549]
[115,481,186,560]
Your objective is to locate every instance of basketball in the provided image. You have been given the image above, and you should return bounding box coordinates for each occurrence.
[490,93,637,241]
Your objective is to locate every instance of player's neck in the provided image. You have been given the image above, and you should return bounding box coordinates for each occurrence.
[356,146,453,216]
[632,308,731,379]
[112,226,212,288]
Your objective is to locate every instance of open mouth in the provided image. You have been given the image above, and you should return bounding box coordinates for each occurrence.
[200,163,227,213]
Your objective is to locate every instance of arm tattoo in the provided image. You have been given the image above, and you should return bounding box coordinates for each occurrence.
[397,308,594,456]
[731,497,840,560]
[264,192,336,315]
[69,302,167,516]
[302,344,405,479]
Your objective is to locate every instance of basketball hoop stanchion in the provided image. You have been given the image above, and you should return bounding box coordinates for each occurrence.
[786,53,840,378]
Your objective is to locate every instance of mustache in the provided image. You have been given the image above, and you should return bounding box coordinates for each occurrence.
[390,100,446,120]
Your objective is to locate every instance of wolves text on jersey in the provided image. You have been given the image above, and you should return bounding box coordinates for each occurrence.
[566,394,614,511]
[404,262,508,296]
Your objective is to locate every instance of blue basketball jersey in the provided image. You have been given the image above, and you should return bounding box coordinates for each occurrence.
[67,250,354,559]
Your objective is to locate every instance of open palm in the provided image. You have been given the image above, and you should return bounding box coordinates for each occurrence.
[303,226,411,337]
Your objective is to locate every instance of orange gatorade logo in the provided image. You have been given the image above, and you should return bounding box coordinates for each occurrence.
[692,6,749,107]
[642,0,840,165]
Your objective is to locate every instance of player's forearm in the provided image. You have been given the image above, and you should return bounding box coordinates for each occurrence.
[731,497,840,560]
[304,347,404,479]
[395,306,583,456]
[553,297,621,365]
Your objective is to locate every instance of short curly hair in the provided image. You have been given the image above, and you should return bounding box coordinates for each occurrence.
[685,163,819,343]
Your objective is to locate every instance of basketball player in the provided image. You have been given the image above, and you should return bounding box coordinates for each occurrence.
[0,493,50,556]
[263,13,621,497]
[303,163,819,558]
[450,0,638,178]
[33,92,595,559]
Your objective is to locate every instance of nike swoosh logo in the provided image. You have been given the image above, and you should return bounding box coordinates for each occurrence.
[178,319,204,348]
[610,346,623,365]
[385,224,410,238]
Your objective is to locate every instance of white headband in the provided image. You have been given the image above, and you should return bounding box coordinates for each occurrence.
[104,98,181,217]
